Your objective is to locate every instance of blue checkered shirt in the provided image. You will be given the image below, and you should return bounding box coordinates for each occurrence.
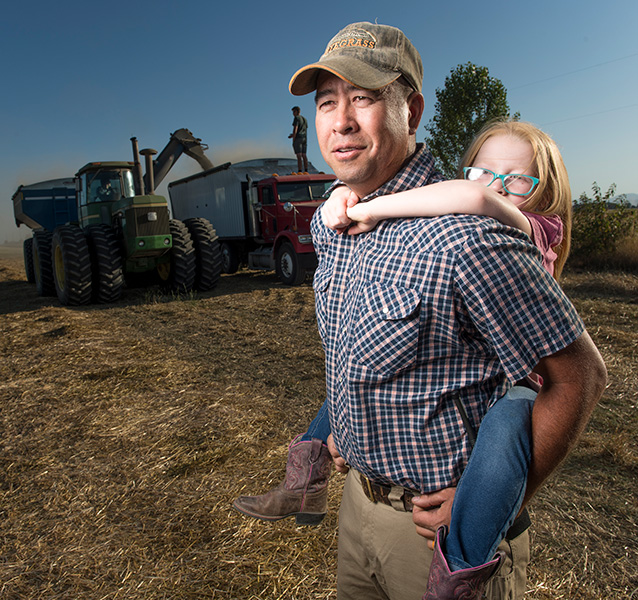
[311,144,585,493]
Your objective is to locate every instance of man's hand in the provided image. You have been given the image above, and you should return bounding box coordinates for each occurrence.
[321,187,360,233]
[411,487,456,547]
[327,433,349,473]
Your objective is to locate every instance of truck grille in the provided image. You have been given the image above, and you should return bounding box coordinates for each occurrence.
[125,206,170,237]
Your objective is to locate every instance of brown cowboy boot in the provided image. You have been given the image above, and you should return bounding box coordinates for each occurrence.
[423,526,503,600]
[233,436,332,525]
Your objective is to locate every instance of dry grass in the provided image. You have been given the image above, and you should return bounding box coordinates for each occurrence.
[0,245,636,599]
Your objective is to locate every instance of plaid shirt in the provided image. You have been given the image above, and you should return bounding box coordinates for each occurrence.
[311,144,584,493]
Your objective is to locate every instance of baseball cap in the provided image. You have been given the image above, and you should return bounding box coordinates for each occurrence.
[289,22,423,96]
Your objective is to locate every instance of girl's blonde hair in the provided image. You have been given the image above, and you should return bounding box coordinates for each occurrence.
[459,119,572,278]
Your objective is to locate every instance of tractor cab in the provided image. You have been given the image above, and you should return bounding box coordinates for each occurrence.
[76,162,136,227]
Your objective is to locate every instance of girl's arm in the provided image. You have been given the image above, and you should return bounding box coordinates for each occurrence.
[344,180,533,236]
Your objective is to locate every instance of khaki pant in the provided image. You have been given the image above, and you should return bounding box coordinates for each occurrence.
[337,469,530,600]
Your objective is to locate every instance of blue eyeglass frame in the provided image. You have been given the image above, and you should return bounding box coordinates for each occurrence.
[463,167,540,197]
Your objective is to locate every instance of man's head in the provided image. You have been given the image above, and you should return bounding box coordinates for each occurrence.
[289,22,424,197]
[292,106,300,116]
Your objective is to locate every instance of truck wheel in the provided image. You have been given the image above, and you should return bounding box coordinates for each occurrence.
[184,218,222,291]
[23,237,35,283]
[32,230,56,296]
[220,242,240,274]
[276,242,306,286]
[157,219,196,293]
[52,225,93,306]
[86,224,124,303]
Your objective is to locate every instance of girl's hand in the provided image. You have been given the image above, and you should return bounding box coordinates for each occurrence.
[322,186,360,233]
[346,201,381,234]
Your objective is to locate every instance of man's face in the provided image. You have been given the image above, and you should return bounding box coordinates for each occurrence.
[314,73,420,197]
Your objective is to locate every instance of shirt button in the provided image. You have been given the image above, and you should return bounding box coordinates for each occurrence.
[382,307,389,314]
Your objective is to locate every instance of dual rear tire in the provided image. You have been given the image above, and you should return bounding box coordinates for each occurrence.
[52,225,92,305]
[156,218,222,294]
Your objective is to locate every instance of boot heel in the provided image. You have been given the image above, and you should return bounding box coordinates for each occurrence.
[295,512,326,526]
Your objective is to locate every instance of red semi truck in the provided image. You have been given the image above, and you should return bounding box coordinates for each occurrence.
[168,158,335,285]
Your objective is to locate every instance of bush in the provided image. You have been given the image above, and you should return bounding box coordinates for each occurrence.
[571,182,636,260]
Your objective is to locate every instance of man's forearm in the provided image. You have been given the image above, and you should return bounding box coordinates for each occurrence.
[524,332,606,503]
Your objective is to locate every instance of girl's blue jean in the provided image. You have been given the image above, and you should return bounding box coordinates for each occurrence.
[298,386,535,571]
[300,397,331,443]
[445,385,536,570]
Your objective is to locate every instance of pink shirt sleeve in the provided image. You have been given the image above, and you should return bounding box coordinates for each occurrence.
[521,212,564,276]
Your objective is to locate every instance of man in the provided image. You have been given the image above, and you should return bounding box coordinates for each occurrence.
[97,177,117,202]
[288,22,607,600]
[289,106,309,171]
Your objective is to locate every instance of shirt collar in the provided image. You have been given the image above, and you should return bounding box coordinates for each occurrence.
[325,144,445,200]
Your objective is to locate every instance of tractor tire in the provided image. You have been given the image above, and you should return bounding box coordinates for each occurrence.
[275,242,306,286]
[184,218,222,291]
[86,224,124,303]
[157,219,196,293]
[32,230,56,296]
[52,225,92,306]
[220,241,240,274]
[23,237,35,283]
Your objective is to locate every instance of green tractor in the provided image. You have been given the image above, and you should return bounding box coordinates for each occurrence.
[14,129,222,305]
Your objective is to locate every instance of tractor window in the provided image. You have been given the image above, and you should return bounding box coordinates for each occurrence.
[122,170,135,198]
[87,170,124,203]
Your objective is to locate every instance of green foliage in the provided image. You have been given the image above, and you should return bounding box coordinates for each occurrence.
[571,182,636,257]
[424,62,519,178]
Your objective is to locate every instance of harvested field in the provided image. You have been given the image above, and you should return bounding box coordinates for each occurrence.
[0,244,636,599]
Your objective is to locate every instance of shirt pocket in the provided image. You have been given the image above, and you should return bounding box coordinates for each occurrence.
[351,282,422,375]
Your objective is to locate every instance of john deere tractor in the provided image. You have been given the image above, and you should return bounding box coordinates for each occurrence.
[13,129,222,305]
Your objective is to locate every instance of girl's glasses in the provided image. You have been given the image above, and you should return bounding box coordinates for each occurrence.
[463,167,539,197]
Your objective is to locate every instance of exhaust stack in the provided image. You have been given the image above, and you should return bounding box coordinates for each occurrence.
[130,137,145,195]
[140,148,158,195]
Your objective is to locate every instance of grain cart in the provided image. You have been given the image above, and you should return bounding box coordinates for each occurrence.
[169,158,335,285]
[12,178,77,288]
[12,129,222,305]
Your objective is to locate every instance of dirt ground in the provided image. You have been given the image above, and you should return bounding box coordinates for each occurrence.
[0,243,636,599]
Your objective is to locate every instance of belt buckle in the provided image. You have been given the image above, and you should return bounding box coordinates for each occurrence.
[360,473,377,502]
[365,475,376,502]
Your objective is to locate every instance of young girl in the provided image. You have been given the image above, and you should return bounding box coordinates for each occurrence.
[233,119,572,597]
[324,120,570,278]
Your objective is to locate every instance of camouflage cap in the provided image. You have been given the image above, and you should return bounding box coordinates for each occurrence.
[289,22,423,96]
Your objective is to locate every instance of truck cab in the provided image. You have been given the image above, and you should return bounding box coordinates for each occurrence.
[256,175,332,241]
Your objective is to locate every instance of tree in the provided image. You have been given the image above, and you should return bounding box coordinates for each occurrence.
[425,62,519,178]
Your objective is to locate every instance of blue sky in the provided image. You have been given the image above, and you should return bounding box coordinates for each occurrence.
[2,0,637,243]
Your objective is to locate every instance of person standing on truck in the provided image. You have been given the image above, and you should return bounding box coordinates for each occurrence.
[288,106,308,172]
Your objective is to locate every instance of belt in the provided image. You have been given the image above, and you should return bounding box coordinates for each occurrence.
[358,472,417,512]
[357,471,531,540]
